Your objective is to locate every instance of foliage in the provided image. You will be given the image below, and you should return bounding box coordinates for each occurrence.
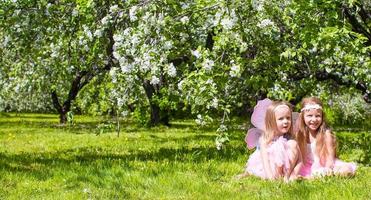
[0,0,370,133]
[331,93,371,125]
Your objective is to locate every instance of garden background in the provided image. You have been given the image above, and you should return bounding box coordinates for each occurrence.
[0,0,370,199]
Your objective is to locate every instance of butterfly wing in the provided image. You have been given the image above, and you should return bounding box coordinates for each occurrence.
[251,98,273,130]
[245,128,263,149]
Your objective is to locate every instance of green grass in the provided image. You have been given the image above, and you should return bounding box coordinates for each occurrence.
[0,113,370,199]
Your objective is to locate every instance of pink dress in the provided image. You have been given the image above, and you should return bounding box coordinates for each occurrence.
[245,136,290,179]
[299,140,357,177]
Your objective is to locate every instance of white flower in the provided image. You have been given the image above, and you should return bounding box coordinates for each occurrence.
[113,34,123,42]
[94,29,103,37]
[221,17,234,30]
[191,50,201,58]
[129,6,138,21]
[211,97,218,108]
[140,61,150,72]
[101,15,111,25]
[121,64,133,73]
[180,16,189,24]
[150,76,160,85]
[257,19,274,28]
[72,9,78,17]
[3,36,10,46]
[195,114,206,126]
[177,80,184,91]
[167,63,176,77]
[119,57,126,65]
[117,97,124,107]
[123,28,131,36]
[216,141,223,150]
[84,44,90,52]
[113,51,121,60]
[121,110,129,117]
[163,41,173,50]
[202,59,214,71]
[252,0,265,11]
[85,30,93,41]
[323,58,332,65]
[229,64,240,77]
[131,35,140,45]
[309,47,317,53]
[110,5,119,13]
[180,3,189,9]
[206,79,214,85]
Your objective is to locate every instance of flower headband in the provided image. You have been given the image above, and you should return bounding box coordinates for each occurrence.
[301,104,322,112]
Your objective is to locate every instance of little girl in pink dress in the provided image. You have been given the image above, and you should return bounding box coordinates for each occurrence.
[240,99,301,181]
[295,97,356,178]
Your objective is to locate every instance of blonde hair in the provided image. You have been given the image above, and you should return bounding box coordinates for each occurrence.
[263,101,293,145]
[295,97,336,165]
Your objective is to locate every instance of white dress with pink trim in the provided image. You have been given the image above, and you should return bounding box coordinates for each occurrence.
[299,140,357,177]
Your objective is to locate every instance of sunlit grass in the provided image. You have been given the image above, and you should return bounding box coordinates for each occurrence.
[0,113,370,199]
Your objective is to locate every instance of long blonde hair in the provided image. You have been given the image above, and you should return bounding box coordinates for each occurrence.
[263,101,293,145]
[295,97,336,165]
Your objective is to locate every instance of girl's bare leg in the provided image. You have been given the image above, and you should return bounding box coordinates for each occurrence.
[286,140,301,181]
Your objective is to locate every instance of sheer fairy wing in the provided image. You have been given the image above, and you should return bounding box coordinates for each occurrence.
[251,98,273,130]
[245,128,263,149]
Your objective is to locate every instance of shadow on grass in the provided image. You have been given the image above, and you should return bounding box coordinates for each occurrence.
[0,142,247,180]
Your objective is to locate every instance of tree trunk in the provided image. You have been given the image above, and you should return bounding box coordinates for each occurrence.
[150,103,161,125]
[59,110,68,124]
[50,27,115,124]
[142,80,170,126]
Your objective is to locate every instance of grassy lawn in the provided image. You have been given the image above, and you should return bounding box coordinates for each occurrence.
[0,113,370,199]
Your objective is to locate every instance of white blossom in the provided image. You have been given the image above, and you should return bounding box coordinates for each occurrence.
[121,64,133,73]
[229,64,240,77]
[309,46,317,53]
[140,61,150,72]
[113,51,121,60]
[195,114,205,125]
[252,0,265,11]
[101,15,111,25]
[191,50,201,58]
[202,59,214,71]
[257,19,274,28]
[3,36,10,46]
[117,97,124,107]
[221,17,234,30]
[206,79,214,85]
[163,41,173,50]
[180,3,190,9]
[180,16,189,24]
[177,80,184,91]
[211,97,218,108]
[113,34,123,42]
[72,9,78,17]
[110,5,119,13]
[129,6,138,21]
[167,63,176,77]
[121,110,129,117]
[84,27,93,41]
[323,58,332,65]
[150,76,160,85]
[94,29,103,37]
[123,28,131,36]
